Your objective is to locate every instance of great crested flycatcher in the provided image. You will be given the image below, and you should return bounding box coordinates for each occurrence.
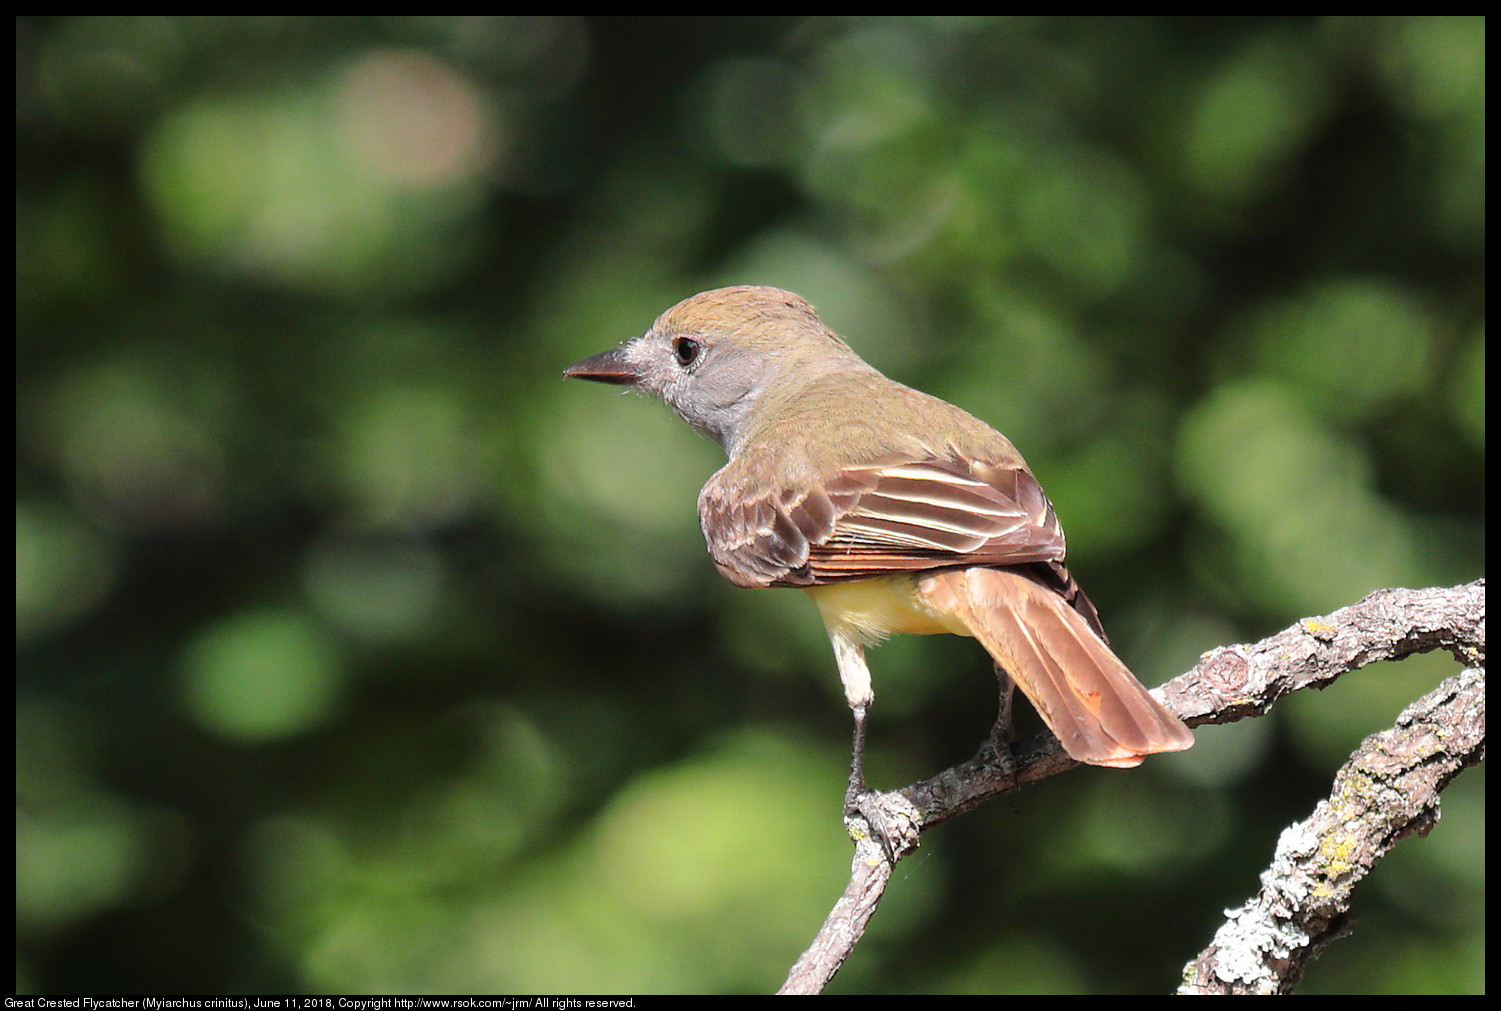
[564,285,1192,786]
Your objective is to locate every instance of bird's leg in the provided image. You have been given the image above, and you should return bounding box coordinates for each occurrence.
[987,662,1018,770]
[828,633,919,860]
[845,702,871,813]
[829,632,876,814]
[824,630,922,861]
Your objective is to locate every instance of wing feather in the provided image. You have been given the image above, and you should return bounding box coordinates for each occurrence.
[699,457,1068,588]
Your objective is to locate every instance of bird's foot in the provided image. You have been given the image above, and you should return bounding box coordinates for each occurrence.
[844,783,921,864]
[984,719,1016,772]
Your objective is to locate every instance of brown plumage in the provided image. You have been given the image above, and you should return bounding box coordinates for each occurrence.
[565,285,1192,769]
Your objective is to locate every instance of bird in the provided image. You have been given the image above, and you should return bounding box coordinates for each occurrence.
[564,285,1192,806]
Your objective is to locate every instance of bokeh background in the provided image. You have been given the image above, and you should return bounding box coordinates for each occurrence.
[16,16,1484,995]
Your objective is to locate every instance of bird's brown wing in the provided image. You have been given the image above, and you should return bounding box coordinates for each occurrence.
[699,456,1065,585]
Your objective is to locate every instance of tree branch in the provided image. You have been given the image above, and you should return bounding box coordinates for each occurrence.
[778,580,1485,995]
[1179,665,1484,994]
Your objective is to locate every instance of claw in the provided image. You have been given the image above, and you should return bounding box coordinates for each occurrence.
[846,786,921,863]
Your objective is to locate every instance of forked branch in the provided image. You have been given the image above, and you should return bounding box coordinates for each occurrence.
[779,580,1486,995]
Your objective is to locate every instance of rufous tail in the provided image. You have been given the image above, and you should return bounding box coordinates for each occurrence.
[919,568,1193,767]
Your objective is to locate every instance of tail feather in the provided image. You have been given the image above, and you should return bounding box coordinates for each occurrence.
[919,568,1193,768]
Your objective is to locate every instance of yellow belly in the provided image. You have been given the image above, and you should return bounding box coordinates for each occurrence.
[804,574,973,644]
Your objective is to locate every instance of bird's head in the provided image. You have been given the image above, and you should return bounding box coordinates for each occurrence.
[564,285,865,455]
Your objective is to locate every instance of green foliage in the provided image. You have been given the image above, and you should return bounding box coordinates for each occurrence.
[17,16,1483,995]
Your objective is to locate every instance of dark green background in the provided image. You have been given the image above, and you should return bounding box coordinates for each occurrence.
[17,16,1484,994]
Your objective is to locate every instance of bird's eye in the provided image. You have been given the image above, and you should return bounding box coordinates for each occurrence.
[673,337,700,367]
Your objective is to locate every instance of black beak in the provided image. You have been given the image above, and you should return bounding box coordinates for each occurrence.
[563,346,643,385]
